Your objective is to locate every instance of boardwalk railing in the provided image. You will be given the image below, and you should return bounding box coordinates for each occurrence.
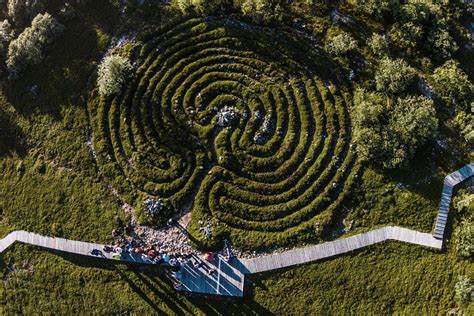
[0,163,472,297]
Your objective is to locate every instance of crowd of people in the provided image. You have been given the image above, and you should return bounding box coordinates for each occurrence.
[90,226,236,291]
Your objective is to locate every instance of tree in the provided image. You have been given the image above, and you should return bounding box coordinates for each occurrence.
[452,109,474,147]
[431,60,472,110]
[427,24,458,60]
[177,0,193,13]
[375,58,416,95]
[454,217,474,258]
[0,19,14,56]
[7,0,44,26]
[97,55,133,97]
[353,90,438,169]
[367,33,389,57]
[177,0,229,15]
[6,12,64,78]
[350,0,398,18]
[238,0,284,24]
[394,1,442,26]
[389,22,423,52]
[325,32,357,56]
[455,276,473,307]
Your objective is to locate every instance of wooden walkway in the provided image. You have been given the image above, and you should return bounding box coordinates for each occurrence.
[433,163,474,239]
[241,226,441,274]
[0,231,156,265]
[0,163,472,297]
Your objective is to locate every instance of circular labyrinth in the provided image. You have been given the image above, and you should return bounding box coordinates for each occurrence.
[89,18,361,250]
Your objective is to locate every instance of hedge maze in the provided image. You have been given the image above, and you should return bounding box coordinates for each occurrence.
[89,18,361,250]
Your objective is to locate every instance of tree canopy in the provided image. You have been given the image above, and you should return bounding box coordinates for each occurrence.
[6,12,64,78]
[431,60,472,110]
[325,32,357,56]
[353,90,438,169]
[367,33,389,57]
[375,58,416,95]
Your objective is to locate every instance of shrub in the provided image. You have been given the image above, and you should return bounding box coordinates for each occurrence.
[451,110,474,147]
[454,217,474,259]
[238,0,284,24]
[325,32,357,56]
[177,0,229,15]
[353,90,438,169]
[6,12,64,78]
[375,58,416,95]
[7,0,44,26]
[0,19,14,56]
[455,193,474,215]
[177,0,193,13]
[367,33,389,57]
[431,60,472,110]
[427,24,458,60]
[97,55,133,97]
[349,0,398,18]
[389,22,423,52]
[455,276,473,307]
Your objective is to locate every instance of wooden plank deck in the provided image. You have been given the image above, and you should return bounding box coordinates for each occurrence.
[178,255,247,297]
[0,162,472,297]
[240,226,442,274]
[433,163,474,239]
[0,230,156,265]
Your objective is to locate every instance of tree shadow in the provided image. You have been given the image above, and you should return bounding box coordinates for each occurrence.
[0,105,26,158]
[2,0,121,119]
[32,247,271,314]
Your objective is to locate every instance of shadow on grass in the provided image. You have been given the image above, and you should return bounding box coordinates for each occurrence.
[25,248,271,314]
[2,1,121,119]
[0,105,26,158]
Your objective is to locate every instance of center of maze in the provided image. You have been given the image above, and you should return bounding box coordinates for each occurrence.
[90,18,361,250]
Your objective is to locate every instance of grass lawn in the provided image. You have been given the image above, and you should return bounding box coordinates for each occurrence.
[0,0,472,314]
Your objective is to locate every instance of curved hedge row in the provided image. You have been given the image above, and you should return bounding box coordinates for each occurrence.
[89,18,361,250]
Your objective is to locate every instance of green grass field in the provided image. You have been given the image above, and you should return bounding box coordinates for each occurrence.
[0,0,472,314]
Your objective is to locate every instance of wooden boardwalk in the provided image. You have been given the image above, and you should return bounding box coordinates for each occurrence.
[0,230,156,265]
[241,226,441,274]
[0,162,472,297]
[178,255,247,297]
[433,163,474,239]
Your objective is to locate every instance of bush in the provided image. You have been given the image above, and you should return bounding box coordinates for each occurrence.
[325,32,357,56]
[6,12,64,78]
[431,60,472,110]
[455,276,473,307]
[389,22,423,53]
[350,0,397,18]
[375,58,416,95]
[455,193,474,215]
[367,33,389,57]
[97,55,133,97]
[427,24,458,60]
[454,217,474,259]
[238,0,284,24]
[0,19,14,56]
[7,0,44,26]
[177,0,193,13]
[177,0,229,15]
[452,109,474,147]
[353,90,438,169]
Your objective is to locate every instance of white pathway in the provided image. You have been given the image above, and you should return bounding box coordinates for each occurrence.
[0,162,472,297]
[0,231,155,265]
